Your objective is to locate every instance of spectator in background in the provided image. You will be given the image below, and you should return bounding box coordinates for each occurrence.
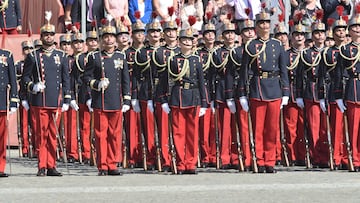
[129,0,153,24]
[226,0,261,34]
[104,0,130,25]
[0,0,22,34]
[62,0,74,26]
[71,0,105,32]
[181,0,204,31]
[321,0,351,27]
[206,0,232,37]
[293,0,321,29]
[267,0,292,35]
[153,0,178,21]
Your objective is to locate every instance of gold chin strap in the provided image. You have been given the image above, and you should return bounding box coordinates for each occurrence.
[0,0,9,12]
[168,55,190,81]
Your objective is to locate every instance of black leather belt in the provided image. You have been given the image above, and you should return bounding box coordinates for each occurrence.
[255,71,280,79]
[176,82,198,89]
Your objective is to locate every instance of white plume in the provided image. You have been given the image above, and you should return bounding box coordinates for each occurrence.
[106,14,113,24]
[45,11,52,22]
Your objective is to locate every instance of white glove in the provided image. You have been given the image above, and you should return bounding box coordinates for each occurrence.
[226,99,236,114]
[161,103,171,114]
[86,99,93,112]
[296,98,304,109]
[199,107,207,117]
[70,100,79,111]
[210,101,215,113]
[98,78,109,90]
[9,107,17,115]
[336,99,347,113]
[147,100,154,113]
[121,104,131,113]
[280,96,289,109]
[21,100,30,111]
[131,99,141,113]
[32,82,46,93]
[319,99,327,113]
[61,103,69,112]
[239,96,249,112]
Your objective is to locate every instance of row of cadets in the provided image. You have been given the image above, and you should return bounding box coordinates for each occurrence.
[124,11,145,168]
[22,11,71,177]
[238,3,289,173]
[197,11,217,168]
[83,15,131,176]
[158,23,208,174]
[225,7,257,171]
[283,16,307,166]
[334,3,360,172]
[318,5,349,170]
[133,13,162,170]
[154,7,181,172]
[0,41,19,178]
[296,9,329,168]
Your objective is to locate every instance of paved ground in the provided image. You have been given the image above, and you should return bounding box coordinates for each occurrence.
[1,149,360,203]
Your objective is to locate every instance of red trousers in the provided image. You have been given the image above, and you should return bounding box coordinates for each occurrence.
[63,109,78,159]
[217,102,233,165]
[199,107,216,164]
[0,112,7,172]
[233,100,251,167]
[171,107,199,171]
[346,102,360,167]
[250,99,281,167]
[330,103,347,165]
[124,108,141,165]
[33,107,61,169]
[79,104,91,159]
[140,101,156,166]
[93,109,122,171]
[305,100,328,165]
[19,105,30,154]
[283,102,305,162]
[155,102,170,167]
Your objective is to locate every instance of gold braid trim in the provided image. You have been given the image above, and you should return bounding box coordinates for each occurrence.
[134,49,151,73]
[168,56,190,81]
[322,47,337,72]
[301,49,321,72]
[152,47,166,68]
[339,44,360,70]
[75,53,84,72]
[229,47,241,67]
[210,50,228,71]
[245,39,267,65]
[287,53,300,70]
[203,49,214,72]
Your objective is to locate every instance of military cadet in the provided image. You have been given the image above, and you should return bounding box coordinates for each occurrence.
[225,11,256,171]
[34,39,43,50]
[125,13,145,168]
[22,13,71,176]
[325,19,335,48]
[296,10,329,168]
[212,20,237,169]
[154,12,181,172]
[0,47,18,177]
[16,40,34,157]
[0,0,22,34]
[318,10,348,170]
[133,19,162,170]
[59,34,73,55]
[160,27,208,174]
[334,8,360,172]
[197,13,216,168]
[238,7,290,173]
[283,20,306,166]
[83,18,131,176]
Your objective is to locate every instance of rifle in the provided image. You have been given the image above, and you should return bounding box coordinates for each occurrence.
[89,113,96,166]
[28,124,34,159]
[246,77,258,173]
[75,83,83,164]
[323,83,334,170]
[168,113,177,174]
[214,107,220,169]
[280,109,290,167]
[6,85,12,175]
[302,107,312,169]
[122,115,128,168]
[53,112,69,173]
[138,114,148,171]
[343,113,354,172]
[234,114,245,172]
[17,109,23,158]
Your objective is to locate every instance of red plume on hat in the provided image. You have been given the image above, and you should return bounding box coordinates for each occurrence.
[245,8,251,17]
[327,18,335,27]
[278,14,284,23]
[66,23,73,32]
[206,12,213,22]
[188,15,196,27]
[74,22,80,31]
[101,18,108,25]
[336,5,344,17]
[315,9,324,21]
[261,2,266,9]
[152,11,158,19]
[27,29,32,37]
[343,15,349,23]
[91,20,96,28]
[175,17,181,26]
[356,3,360,14]
[295,12,303,23]
[134,11,141,20]
[168,6,174,17]
[160,20,166,26]
[120,16,125,23]
[227,13,232,21]
[288,19,294,27]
